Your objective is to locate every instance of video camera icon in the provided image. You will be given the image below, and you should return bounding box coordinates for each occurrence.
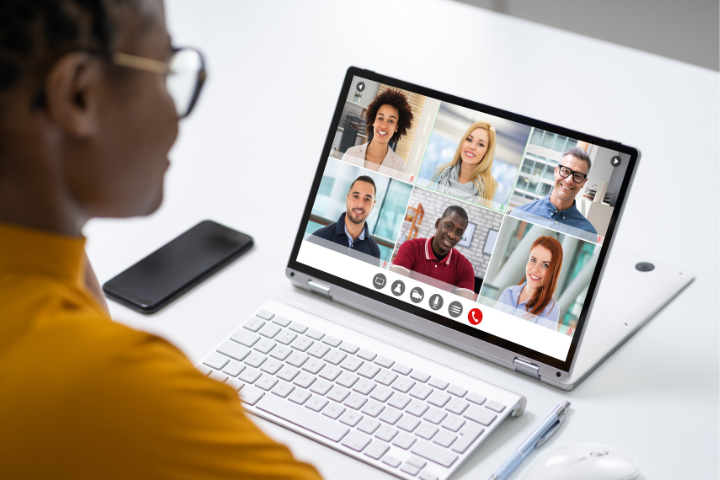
[410,287,424,303]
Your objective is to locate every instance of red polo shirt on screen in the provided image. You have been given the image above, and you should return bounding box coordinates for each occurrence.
[392,238,475,293]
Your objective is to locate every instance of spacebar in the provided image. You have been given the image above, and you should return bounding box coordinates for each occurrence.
[255,394,349,442]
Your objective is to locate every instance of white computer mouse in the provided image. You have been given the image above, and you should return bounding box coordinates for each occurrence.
[521,443,639,480]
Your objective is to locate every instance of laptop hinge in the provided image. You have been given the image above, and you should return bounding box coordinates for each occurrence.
[513,358,541,379]
[307,280,332,298]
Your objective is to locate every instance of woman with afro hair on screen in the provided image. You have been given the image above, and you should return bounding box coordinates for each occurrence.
[494,236,564,330]
[341,89,414,181]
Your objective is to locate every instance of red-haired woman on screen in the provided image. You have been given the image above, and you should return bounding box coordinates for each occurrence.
[494,236,563,330]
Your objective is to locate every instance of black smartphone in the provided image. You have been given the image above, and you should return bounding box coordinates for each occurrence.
[103,220,253,314]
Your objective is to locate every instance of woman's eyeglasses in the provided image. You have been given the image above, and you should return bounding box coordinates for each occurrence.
[557,165,588,183]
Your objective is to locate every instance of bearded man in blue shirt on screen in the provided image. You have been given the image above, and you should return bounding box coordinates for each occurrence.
[510,148,598,242]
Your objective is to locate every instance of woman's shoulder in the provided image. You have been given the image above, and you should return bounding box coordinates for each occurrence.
[384,147,405,171]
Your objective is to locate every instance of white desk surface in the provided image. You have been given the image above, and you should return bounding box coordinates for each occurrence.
[85,1,719,478]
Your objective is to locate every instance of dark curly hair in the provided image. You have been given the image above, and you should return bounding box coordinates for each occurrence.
[364,89,414,144]
[0,0,127,93]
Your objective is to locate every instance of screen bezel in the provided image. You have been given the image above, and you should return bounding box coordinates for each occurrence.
[287,67,640,372]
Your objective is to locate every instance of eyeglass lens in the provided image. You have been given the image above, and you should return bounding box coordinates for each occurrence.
[167,49,204,118]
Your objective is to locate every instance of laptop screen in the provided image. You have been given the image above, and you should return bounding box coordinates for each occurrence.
[289,68,638,372]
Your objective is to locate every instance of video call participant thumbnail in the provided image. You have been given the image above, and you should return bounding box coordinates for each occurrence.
[341,89,414,180]
[494,236,563,329]
[311,175,381,263]
[390,206,475,300]
[510,148,598,241]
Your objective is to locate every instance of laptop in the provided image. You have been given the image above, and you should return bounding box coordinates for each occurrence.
[199,67,693,478]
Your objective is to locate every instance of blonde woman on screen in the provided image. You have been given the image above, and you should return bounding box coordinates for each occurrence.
[432,121,498,206]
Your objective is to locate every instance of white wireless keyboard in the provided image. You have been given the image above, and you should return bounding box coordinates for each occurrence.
[197,300,526,480]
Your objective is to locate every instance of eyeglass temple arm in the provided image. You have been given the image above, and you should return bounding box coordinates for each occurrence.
[111,52,171,75]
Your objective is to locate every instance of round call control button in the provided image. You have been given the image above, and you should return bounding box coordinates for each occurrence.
[468,308,483,325]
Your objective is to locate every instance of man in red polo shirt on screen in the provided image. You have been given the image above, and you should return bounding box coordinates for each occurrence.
[390,206,475,299]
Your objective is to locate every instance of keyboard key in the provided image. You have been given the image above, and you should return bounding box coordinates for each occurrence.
[339,410,364,427]
[392,377,416,393]
[381,454,401,467]
[445,398,469,415]
[243,317,265,332]
[400,461,422,476]
[271,381,295,398]
[374,356,394,369]
[288,388,312,405]
[370,385,394,403]
[392,363,412,375]
[196,364,212,376]
[238,368,262,384]
[428,377,449,390]
[341,430,371,451]
[277,365,300,382]
[357,417,381,434]
[364,440,389,459]
[411,439,458,468]
[344,393,368,410]
[322,335,342,347]
[286,352,308,368]
[256,394,348,442]
[274,330,297,345]
[322,403,346,420]
[289,321,308,333]
[419,472,439,480]
[272,315,292,327]
[378,407,402,425]
[305,395,329,412]
[307,343,330,359]
[309,379,334,395]
[253,338,276,354]
[407,456,427,470]
[258,323,281,339]
[409,384,433,400]
[357,349,376,361]
[336,372,359,388]
[466,392,486,405]
[324,350,347,365]
[353,379,376,395]
[441,415,466,432]
[222,360,245,377]
[255,375,278,391]
[464,406,497,426]
[255,309,274,320]
[415,423,438,440]
[327,385,351,403]
[375,370,398,386]
[375,425,398,442]
[485,399,506,413]
[244,352,267,368]
[433,430,457,448]
[293,372,316,389]
[260,358,283,375]
[340,356,364,372]
[397,415,421,432]
[291,336,314,352]
[423,408,447,425]
[410,370,431,383]
[318,364,342,381]
[302,358,325,374]
[392,432,417,450]
[406,400,429,417]
[360,400,385,418]
[427,391,451,408]
[217,342,251,362]
[226,378,245,392]
[451,423,484,454]
[240,385,264,405]
[209,370,228,383]
[306,328,325,340]
[387,394,411,410]
[339,342,359,354]
[231,330,260,348]
[357,363,380,379]
[203,352,230,370]
[447,385,467,397]
[269,345,292,361]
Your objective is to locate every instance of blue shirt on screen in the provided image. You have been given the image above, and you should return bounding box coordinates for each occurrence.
[510,193,598,242]
[310,212,381,261]
[495,283,559,330]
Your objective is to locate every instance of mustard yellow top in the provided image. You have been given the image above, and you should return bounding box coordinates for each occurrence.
[0,222,322,480]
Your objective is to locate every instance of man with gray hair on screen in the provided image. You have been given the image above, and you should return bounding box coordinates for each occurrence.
[510,147,598,242]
